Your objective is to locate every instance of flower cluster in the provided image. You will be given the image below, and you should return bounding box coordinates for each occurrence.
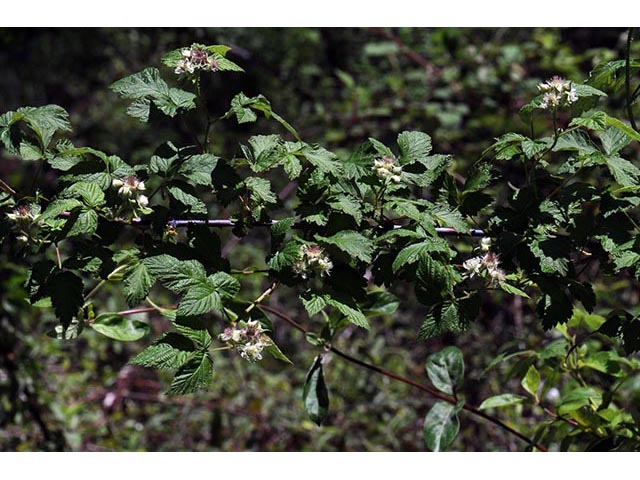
[6,204,38,228]
[112,176,149,208]
[538,76,578,110]
[292,244,333,279]
[373,155,402,183]
[174,46,220,75]
[6,204,42,244]
[219,320,272,362]
[463,251,505,285]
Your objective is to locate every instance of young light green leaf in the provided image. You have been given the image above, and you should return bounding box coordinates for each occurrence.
[521,365,541,399]
[479,394,526,410]
[91,313,149,342]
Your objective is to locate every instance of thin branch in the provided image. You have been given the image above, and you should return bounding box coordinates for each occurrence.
[258,304,547,452]
[59,212,487,237]
[626,27,638,132]
[0,178,17,195]
[245,282,279,314]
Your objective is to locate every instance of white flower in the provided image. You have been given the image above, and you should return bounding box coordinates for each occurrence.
[481,237,492,252]
[463,252,506,285]
[218,321,272,363]
[373,155,403,183]
[463,256,483,277]
[137,195,149,207]
[293,244,333,279]
[181,48,192,57]
[537,76,578,110]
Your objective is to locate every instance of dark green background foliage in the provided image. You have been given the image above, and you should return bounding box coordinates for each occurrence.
[2,27,640,452]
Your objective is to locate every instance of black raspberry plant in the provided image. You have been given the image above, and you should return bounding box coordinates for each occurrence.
[3,32,640,452]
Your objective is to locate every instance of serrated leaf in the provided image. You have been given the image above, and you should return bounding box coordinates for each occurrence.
[63,181,105,208]
[606,156,640,187]
[325,297,370,330]
[479,394,526,410]
[316,230,373,263]
[393,238,451,273]
[167,351,214,395]
[47,271,83,329]
[67,209,98,237]
[178,154,218,186]
[423,401,460,452]
[245,176,277,204]
[569,110,608,131]
[301,293,327,317]
[328,194,362,224]
[130,332,196,370]
[110,68,196,122]
[302,355,329,425]
[168,185,207,214]
[425,346,464,395]
[123,261,156,307]
[176,272,240,316]
[397,131,432,166]
[91,313,149,341]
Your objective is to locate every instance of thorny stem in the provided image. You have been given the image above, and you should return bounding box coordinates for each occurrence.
[625,27,638,132]
[258,304,547,452]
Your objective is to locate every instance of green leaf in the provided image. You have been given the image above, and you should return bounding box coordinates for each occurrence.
[268,241,301,271]
[557,387,602,415]
[521,365,540,399]
[316,230,373,263]
[0,105,71,151]
[425,346,464,395]
[178,154,218,186]
[302,355,329,426]
[301,144,341,173]
[301,293,327,317]
[423,401,460,452]
[168,186,208,214]
[479,394,526,410]
[176,272,240,317]
[264,342,294,365]
[167,351,214,395]
[245,176,277,204]
[63,181,105,208]
[392,238,451,273]
[569,110,608,131]
[328,194,362,224]
[604,115,640,142]
[130,332,196,370]
[123,261,156,307]
[606,156,640,187]
[67,209,98,237]
[415,254,451,306]
[325,297,370,330]
[397,131,432,166]
[91,313,149,342]
[143,255,205,293]
[110,68,196,122]
[521,138,549,159]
